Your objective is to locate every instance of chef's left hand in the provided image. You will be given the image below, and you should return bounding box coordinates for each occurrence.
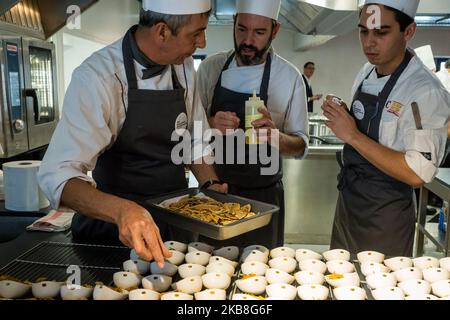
[252,107,279,146]
[207,182,228,194]
[322,95,359,144]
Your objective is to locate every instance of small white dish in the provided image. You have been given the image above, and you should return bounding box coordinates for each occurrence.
[195,289,227,300]
[394,267,423,282]
[326,260,355,274]
[142,274,172,292]
[113,271,142,290]
[371,286,405,300]
[270,247,296,259]
[32,281,64,299]
[298,259,327,274]
[266,283,297,300]
[357,250,384,264]
[242,245,270,256]
[60,285,93,301]
[201,272,231,290]
[232,293,262,300]
[383,256,413,272]
[185,251,211,266]
[171,276,203,294]
[439,257,450,272]
[206,262,235,277]
[188,242,214,253]
[398,279,431,296]
[123,259,150,275]
[209,256,238,268]
[0,280,30,299]
[333,286,366,300]
[265,268,295,285]
[150,261,178,276]
[422,267,449,283]
[128,288,160,300]
[360,262,390,276]
[268,256,297,274]
[325,272,360,288]
[178,263,206,279]
[235,275,267,295]
[294,270,325,285]
[166,250,185,266]
[161,291,193,300]
[93,284,128,300]
[241,250,269,264]
[365,272,397,290]
[241,261,269,276]
[213,246,239,261]
[295,249,322,262]
[404,293,438,300]
[323,249,350,262]
[164,240,187,253]
[431,279,450,298]
[297,284,329,300]
[413,256,439,270]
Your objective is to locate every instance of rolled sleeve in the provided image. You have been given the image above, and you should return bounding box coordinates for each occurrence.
[38,68,114,208]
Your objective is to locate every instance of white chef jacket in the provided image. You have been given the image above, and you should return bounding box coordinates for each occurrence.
[38,37,211,209]
[196,49,309,158]
[351,51,450,183]
[437,69,450,92]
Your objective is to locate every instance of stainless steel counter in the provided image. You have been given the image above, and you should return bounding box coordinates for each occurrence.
[283,144,343,245]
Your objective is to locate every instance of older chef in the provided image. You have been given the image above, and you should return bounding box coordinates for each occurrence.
[196,0,308,248]
[323,0,450,256]
[38,0,227,266]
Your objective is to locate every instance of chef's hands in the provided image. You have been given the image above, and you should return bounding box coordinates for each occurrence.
[252,107,279,147]
[207,182,228,194]
[312,94,323,101]
[210,111,240,134]
[321,95,360,144]
[116,202,172,268]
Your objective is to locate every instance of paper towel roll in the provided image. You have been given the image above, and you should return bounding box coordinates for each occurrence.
[3,161,50,212]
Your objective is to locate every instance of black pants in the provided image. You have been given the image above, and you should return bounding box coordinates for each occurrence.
[199,181,285,249]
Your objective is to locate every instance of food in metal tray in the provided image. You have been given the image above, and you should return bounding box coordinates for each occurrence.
[166,196,257,225]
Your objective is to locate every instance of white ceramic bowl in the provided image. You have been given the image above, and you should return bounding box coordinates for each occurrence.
[241,250,269,264]
[297,284,329,300]
[394,267,423,282]
[298,259,327,274]
[232,293,261,300]
[142,274,172,292]
[185,251,211,266]
[171,276,203,294]
[123,259,150,275]
[270,247,296,259]
[201,272,231,290]
[209,256,238,268]
[268,257,297,274]
[265,268,295,285]
[93,284,128,300]
[439,257,450,272]
[365,272,397,290]
[166,250,185,266]
[325,272,360,288]
[383,256,413,272]
[431,279,450,298]
[243,245,270,256]
[413,256,439,270]
[206,262,235,277]
[235,276,267,295]
[241,261,269,276]
[404,294,438,300]
[32,281,64,299]
[178,263,206,279]
[164,240,187,253]
[0,280,30,299]
[333,286,366,300]
[422,267,449,283]
[60,285,93,301]
[161,291,193,300]
[266,283,297,300]
[323,249,350,262]
[294,270,325,285]
[195,289,227,300]
[357,251,385,264]
[295,249,322,262]
[128,288,160,300]
[398,279,431,296]
[113,271,142,290]
[150,261,178,276]
[326,260,355,274]
[188,242,214,253]
[213,246,239,261]
[360,262,390,276]
[371,286,405,300]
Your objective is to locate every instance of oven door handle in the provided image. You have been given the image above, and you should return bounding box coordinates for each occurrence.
[25,88,40,123]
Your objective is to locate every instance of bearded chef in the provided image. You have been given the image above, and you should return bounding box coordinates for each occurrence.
[38,0,227,267]
[196,0,308,248]
[322,0,450,256]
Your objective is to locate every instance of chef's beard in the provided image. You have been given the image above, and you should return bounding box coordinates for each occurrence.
[234,36,273,66]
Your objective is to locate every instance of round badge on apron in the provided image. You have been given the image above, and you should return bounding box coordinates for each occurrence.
[175,112,188,134]
[352,100,365,120]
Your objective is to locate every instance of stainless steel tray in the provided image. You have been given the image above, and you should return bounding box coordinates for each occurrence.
[144,188,279,240]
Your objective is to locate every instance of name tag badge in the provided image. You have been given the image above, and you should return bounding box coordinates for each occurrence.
[386,101,404,117]
[352,100,365,120]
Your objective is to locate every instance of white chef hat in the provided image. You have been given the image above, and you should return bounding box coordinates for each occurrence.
[415,45,436,71]
[363,0,420,19]
[142,0,211,15]
[236,0,281,20]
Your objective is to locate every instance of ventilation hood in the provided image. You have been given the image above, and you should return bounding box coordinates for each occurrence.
[0,0,99,39]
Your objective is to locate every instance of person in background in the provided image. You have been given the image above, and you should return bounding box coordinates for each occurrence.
[322,0,450,256]
[38,0,227,266]
[302,62,322,113]
[437,59,450,92]
[196,0,308,248]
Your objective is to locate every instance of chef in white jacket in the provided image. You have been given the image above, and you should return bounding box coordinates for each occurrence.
[38,0,227,266]
[196,0,308,248]
[323,0,450,256]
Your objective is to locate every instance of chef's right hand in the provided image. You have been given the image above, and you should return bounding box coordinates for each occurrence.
[116,202,172,268]
[210,111,240,134]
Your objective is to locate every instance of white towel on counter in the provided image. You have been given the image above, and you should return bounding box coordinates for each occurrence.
[26,208,75,232]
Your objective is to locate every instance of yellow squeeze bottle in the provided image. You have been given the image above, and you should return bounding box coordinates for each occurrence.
[245,90,264,144]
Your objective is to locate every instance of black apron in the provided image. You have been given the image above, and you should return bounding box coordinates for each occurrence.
[331,51,416,257]
[201,52,284,248]
[71,27,188,245]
